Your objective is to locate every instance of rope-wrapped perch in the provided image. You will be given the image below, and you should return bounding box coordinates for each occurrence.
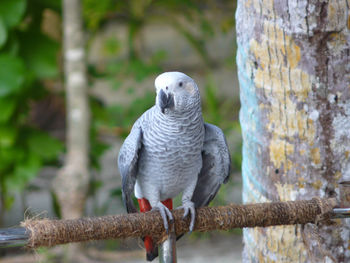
[21,198,337,248]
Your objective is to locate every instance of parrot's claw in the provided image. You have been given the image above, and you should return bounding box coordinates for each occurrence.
[177,201,196,233]
[151,202,174,234]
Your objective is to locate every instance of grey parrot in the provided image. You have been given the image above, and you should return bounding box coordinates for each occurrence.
[118,72,231,261]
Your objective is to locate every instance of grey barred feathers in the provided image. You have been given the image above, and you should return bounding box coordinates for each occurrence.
[118,72,231,260]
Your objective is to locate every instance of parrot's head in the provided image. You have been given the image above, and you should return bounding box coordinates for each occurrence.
[155,72,200,114]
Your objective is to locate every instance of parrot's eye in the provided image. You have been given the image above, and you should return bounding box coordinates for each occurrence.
[179,82,183,87]
[166,86,168,90]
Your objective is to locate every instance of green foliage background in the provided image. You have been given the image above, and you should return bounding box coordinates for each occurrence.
[0,0,63,214]
[0,0,239,229]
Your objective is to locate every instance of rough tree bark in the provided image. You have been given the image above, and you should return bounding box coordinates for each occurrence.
[54,0,89,223]
[236,0,349,262]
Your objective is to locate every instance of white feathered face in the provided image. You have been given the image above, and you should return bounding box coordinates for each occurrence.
[155,72,200,114]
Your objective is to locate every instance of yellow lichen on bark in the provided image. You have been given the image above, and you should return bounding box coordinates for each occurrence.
[326,1,348,31]
[311,180,323,190]
[249,21,316,176]
[245,203,309,261]
[310,147,321,166]
[275,182,297,201]
[245,226,307,262]
[238,0,350,261]
[269,138,294,169]
[244,7,318,262]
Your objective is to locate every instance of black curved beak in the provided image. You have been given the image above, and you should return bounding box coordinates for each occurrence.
[159,89,174,114]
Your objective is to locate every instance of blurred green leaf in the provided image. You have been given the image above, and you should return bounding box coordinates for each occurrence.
[8,153,42,190]
[88,64,108,78]
[90,134,109,170]
[106,62,123,75]
[90,97,110,126]
[200,18,214,38]
[0,0,26,28]
[173,22,211,66]
[0,147,24,172]
[0,0,64,211]
[112,80,122,90]
[0,54,26,97]
[103,37,121,56]
[89,97,111,170]
[150,50,167,64]
[1,32,20,55]
[0,17,8,48]
[0,126,17,147]
[109,187,122,197]
[32,0,61,11]
[221,17,235,33]
[4,195,15,210]
[203,80,222,126]
[19,33,59,78]
[127,87,135,94]
[28,131,63,161]
[0,98,16,123]
[88,179,103,196]
[83,0,113,30]
[51,192,61,218]
[127,58,161,82]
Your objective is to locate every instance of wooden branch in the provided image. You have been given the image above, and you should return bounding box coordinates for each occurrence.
[18,198,337,249]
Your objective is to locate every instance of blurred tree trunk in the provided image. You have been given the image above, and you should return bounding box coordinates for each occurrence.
[236,0,349,262]
[53,0,89,255]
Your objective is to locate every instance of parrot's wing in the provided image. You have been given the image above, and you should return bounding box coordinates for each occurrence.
[118,122,143,213]
[192,123,231,208]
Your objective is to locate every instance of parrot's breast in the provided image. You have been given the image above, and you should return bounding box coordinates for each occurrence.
[135,107,205,201]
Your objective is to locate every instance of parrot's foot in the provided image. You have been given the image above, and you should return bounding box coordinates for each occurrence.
[177,201,196,233]
[151,202,174,234]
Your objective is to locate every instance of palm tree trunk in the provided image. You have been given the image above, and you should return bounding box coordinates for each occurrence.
[53,1,89,260]
[54,0,89,228]
[236,0,350,262]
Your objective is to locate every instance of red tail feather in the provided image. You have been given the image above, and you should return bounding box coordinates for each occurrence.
[138,198,173,261]
[138,198,152,212]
